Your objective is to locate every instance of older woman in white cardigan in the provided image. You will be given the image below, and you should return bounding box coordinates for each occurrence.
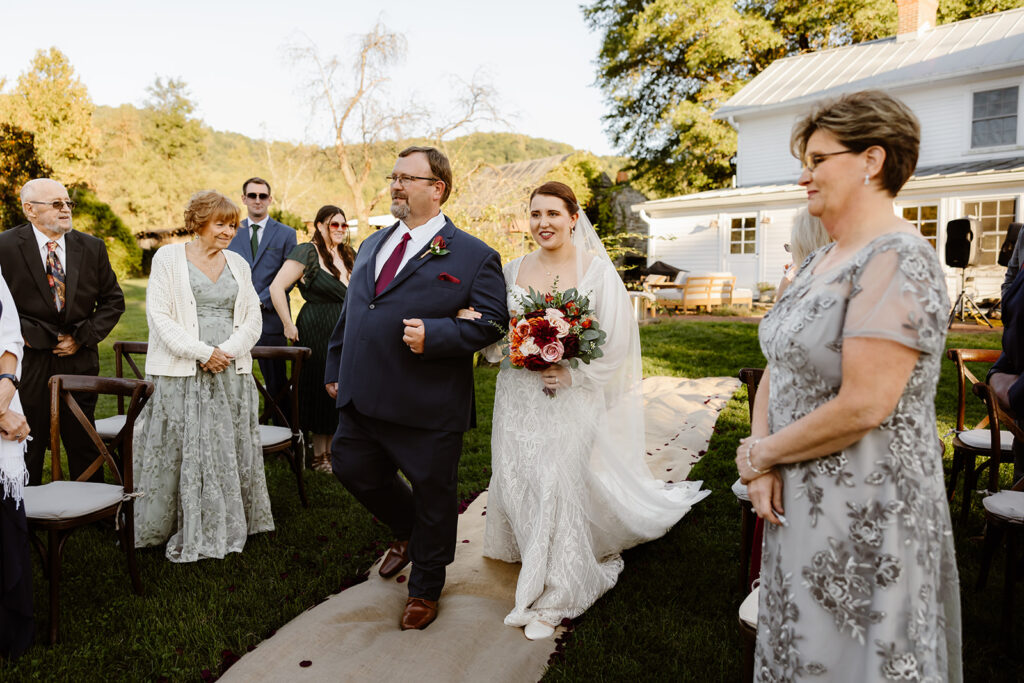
[134,190,273,562]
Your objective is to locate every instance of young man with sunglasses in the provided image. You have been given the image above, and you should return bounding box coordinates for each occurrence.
[0,178,124,485]
[228,177,297,416]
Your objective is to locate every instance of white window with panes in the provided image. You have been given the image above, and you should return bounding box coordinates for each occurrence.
[972,86,1019,148]
[729,215,757,254]
[963,198,1018,266]
[900,204,938,249]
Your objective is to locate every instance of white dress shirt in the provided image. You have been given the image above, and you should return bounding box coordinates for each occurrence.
[31,225,68,274]
[247,217,268,246]
[374,212,448,280]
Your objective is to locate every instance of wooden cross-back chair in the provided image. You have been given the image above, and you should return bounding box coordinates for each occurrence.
[970,381,1024,642]
[99,341,312,507]
[735,367,765,683]
[94,341,149,442]
[250,345,312,508]
[22,374,154,644]
[946,348,1011,527]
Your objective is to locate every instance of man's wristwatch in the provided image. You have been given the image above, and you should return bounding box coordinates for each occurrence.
[0,373,18,390]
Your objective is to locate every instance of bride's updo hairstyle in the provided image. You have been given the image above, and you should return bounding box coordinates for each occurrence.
[530,181,580,216]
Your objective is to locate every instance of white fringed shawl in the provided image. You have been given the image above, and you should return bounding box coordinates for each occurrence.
[0,266,28,507]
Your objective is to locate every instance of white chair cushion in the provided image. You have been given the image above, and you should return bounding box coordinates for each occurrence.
[23,480,125,520]
[95,414,127,439]
[731,478,750,502]
[739,586,759,628]
[958,429,1014,450]
[673,272,688,285]
[259,425,292,448]
[982,490,1024,522]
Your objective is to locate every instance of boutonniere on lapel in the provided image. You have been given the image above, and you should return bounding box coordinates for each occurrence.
[437,272,460,284]
[420,235,450,259]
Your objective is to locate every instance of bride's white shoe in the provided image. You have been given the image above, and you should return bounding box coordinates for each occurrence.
[523,620,556,640]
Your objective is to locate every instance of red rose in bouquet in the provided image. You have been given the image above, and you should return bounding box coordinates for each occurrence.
[501,286,607,397]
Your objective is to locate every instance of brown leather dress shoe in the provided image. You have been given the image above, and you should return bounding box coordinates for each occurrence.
[400,597,438,630]
[378,540,410,578]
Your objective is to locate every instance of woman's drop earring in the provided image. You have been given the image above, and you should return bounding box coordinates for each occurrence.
[864,173,870,186]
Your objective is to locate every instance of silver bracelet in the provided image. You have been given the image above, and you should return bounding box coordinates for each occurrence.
[745,438,770,475]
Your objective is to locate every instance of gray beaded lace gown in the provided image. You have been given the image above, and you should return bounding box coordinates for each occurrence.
[755,232,961,682]
[134,263,274,562]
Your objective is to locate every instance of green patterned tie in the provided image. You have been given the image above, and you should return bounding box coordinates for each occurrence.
[250,224,259,258]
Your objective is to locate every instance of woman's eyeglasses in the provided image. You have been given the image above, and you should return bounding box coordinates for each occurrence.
[329,221,348,229]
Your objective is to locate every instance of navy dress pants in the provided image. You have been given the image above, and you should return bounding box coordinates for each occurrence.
[331,404,463,601]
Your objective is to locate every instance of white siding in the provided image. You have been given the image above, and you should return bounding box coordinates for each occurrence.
[736,113,802,187]
[735,74,1024,187]
[646,214,723,276]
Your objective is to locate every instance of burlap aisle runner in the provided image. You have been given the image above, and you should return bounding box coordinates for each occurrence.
[223,376,740,683]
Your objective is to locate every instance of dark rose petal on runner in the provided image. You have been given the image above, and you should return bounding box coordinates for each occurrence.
[397,575,407,583]
[300,660,312,668]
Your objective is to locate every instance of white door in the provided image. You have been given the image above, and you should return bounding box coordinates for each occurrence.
[725,215,759,289]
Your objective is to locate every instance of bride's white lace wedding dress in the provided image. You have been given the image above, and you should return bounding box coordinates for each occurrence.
[483,240,710,628]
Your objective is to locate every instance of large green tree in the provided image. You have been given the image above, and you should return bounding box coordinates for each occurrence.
[91,78,209,233]
[585,0,1024,197]
[0,123,52,229]
[0,47,98,185]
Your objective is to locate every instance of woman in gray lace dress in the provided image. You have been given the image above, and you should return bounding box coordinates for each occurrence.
[135,191,274,562]
[735,91,961,681]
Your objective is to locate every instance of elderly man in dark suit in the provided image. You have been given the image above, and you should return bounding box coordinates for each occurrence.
[324,146,506,630]
[0,178,125,485]
[227,177,296,410]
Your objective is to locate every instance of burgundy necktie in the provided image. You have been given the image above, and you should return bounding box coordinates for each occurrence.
[375,232,412,295]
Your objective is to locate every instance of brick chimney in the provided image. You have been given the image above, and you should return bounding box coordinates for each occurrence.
[896,0,938,40]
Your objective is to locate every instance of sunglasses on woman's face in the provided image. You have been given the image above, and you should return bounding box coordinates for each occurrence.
[329,221,348,229]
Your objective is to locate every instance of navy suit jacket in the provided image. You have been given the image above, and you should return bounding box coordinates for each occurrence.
[324,217,506,433]
[227,217,297,335]
[991,268,1024,415]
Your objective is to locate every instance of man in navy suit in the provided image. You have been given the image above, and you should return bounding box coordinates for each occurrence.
[227,177,297,410]
[324,146,506,630]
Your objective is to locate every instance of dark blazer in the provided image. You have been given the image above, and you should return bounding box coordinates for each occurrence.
[227,217,297,335]
[324,217,506,433]
[0,223,124,366]
[991,268,1024,414]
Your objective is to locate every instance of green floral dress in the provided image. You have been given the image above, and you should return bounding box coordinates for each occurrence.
[289,242,348,434]
[134,262,274,562]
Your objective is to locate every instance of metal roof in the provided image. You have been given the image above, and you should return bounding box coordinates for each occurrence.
[716,8,1024,119]
[632,156,1024,214]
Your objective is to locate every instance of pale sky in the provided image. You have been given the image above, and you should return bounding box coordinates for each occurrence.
[0,0,616,156]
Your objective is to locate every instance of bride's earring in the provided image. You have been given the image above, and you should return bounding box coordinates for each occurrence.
[864,173,870,186]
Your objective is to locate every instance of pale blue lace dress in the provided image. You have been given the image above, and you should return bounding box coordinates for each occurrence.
[134,263,274,562]
[754,232,961,682]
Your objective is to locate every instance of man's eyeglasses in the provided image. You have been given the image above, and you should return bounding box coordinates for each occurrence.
[28,200,75,210]
[245,192,270,200]
[802,149,856,172]
[385,174,440,186]
[329,221,348,229]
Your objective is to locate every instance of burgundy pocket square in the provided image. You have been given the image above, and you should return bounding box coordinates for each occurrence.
[438,272,461,284]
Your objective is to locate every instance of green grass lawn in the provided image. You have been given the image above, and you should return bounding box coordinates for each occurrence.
[0,302,1020,681]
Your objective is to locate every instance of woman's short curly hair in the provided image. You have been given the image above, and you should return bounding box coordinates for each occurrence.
[791,90,920,196]
[184,190,240,235]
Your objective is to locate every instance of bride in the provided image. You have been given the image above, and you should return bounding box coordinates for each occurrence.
[470,181,709,640]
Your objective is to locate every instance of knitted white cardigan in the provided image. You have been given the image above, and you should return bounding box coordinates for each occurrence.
[145,244,262,377]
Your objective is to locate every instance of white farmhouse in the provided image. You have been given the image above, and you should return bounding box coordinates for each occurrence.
[634,1,1024,303]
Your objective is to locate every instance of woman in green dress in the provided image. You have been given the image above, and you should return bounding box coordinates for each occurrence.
[269,205,355,472]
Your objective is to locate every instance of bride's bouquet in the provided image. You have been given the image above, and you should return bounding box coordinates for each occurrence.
[503,286,607,397]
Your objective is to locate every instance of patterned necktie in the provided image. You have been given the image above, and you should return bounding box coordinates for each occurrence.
[250,225,259,258]
[46,241,66,312]
[375,232,412,295]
